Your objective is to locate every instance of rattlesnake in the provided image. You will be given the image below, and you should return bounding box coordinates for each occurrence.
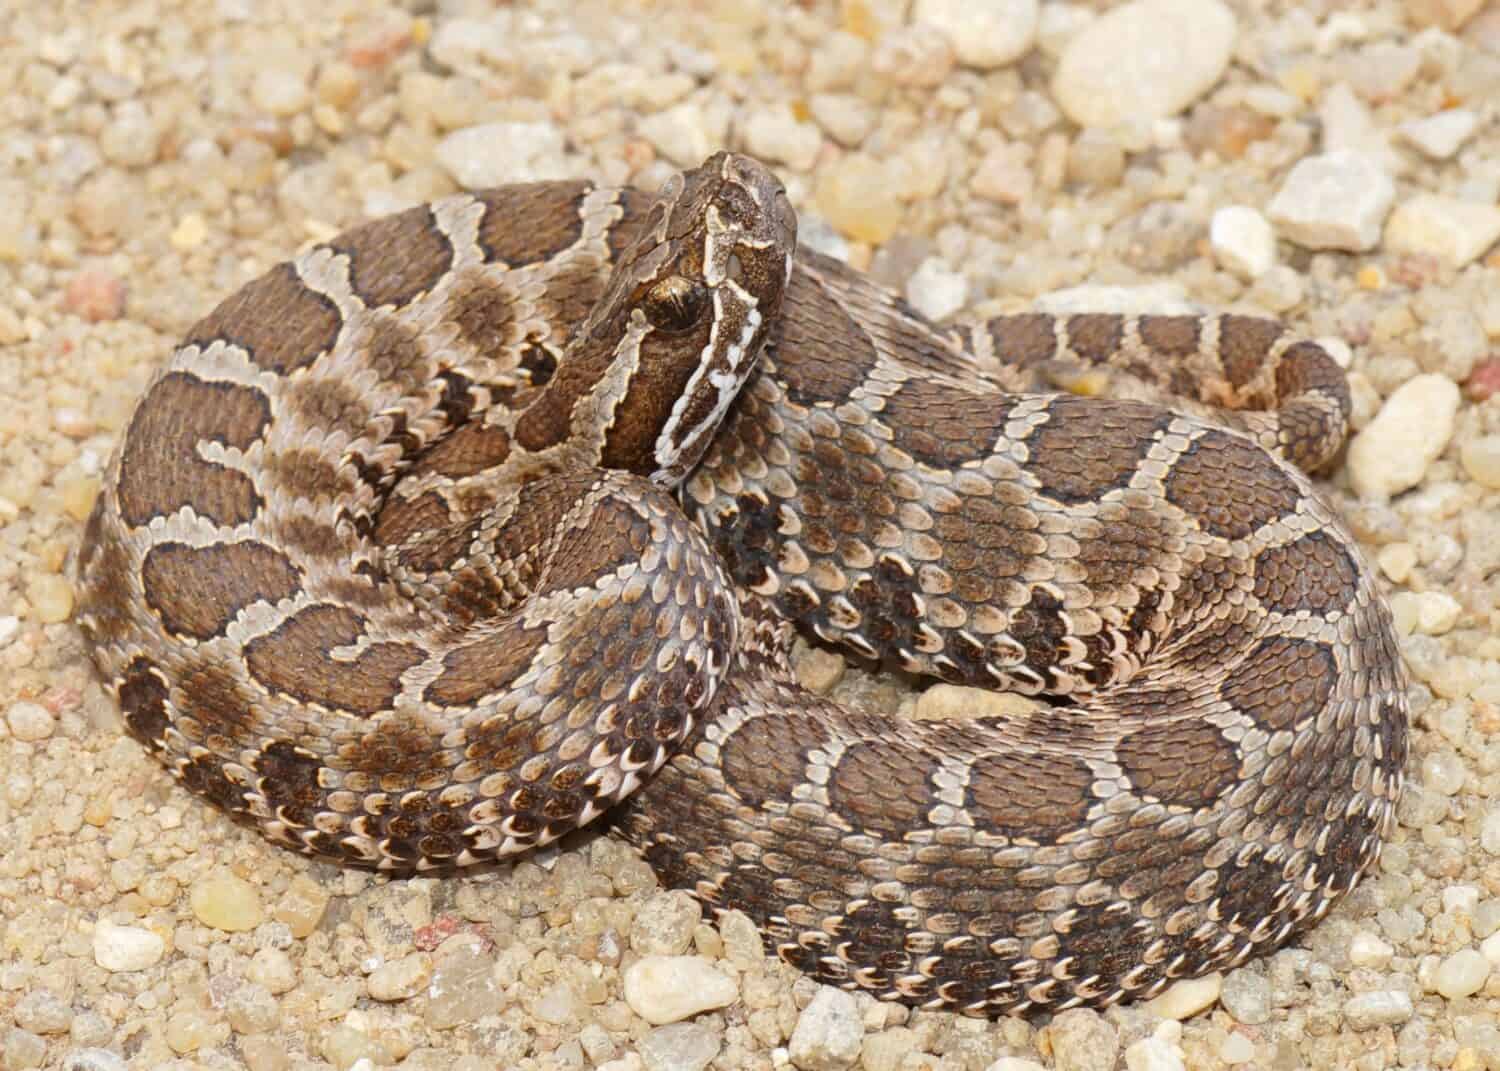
[75,152,1408,1014]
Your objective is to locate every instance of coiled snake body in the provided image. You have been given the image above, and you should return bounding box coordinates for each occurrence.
[76,153,1407,1014]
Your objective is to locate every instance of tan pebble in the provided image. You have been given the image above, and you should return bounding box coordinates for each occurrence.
[241,1033,291,1071]
[1376,542,1417,583]
[971,141,1034,204]
[190,870,265,932]
[1144,973,1223,1020]
[1460,435,1500,489]
[58,476,100,522]
[170,213,209,251]
[814,153,903,244]
[6,700,54,742]
[93,919,166,971]
[367,952,433,1001]
[321,1023,382,1069]
[165,1009,224,1054]
[248,948,298,994]
[63,270,127,322]
[794,645,846,694]
[28,575,74,624]
[623,955,738,1025]
[913,683,1040,721]
[274,873,331,938]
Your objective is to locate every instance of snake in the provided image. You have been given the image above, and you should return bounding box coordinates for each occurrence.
[74,151,1408,1015]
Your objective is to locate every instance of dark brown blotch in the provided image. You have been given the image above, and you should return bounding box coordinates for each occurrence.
[117,372,271,528]
[720,713,830,809]
[1220,636,1338,732]
[1163,429,1303,540]
[326,204,453,310]
[827,740,933,840]
[984,313,1058,368]
[178,657,260,744]
[772,258,880,407]
[1064,314,1124,365]
[1023,398,1170,504]
[256,739,326,827]
[474,181,592,267]
[183,262,342,375]
[966,747,1095,841]
[1138,315,1202,359]
[1116,717,1239,807]
[425,617,550,707]
[245,604,424,716]
[881,377,1011,468]
[362,319,432,396]
[1217,315,1285,388]
[117,658,171,750]
[1251,530,1359,616]
[142,541,301,641]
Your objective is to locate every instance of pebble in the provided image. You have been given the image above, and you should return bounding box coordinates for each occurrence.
[807,93,875,148]
[622,956,738,1025]
[986,1061,1046,1071]
[1123,1036,1185,1071]
[250,68,310,117]
[59,1049,126,1071]
[1344,992,1415,1031]
[741,108,822,172]
[247,948,298,994]
[913,683,1039,721]
[1385,193,1500,267]
[912,0,1039,69]
[1045,1008,1119,1071]
[971,141,1034,204]
[1267,151,1395,252]
[1051,0,1236,127]
[638,1023,721,1071]
[4,1027,46,1069]
[638,101,720,168]
[1219,1033,1255,1065]
[1482,807,1500,855]
[1398,109,1478,159]
[63,270,126,322]
[1346,373,1460,499]
[1349,932,1395,969]
[814,154,903,244]
[1390,590,1464,636]
[14,989,73,1034]
[434,121,566,187]
[367,953,433,1001]
[1143,974,1222,1020]
[788,987,864,1071]
[904,257,967,320]
[425,942,502,1028]
[631,891,702,955]
[1460,435,1500,489]
[6,701,54,742]
[189,870,265,931]
[1209,205,1276,280]
[92,919,165,972]
[1433,948,1491,998]
[1218,969,1271,1025]
[1483,930,1500,967]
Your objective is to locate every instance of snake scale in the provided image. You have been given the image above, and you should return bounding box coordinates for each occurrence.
[75,152,1408,1015]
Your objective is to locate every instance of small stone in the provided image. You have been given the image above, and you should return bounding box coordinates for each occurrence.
[741,108,822,172]
[1385,193,1500,268]
[1267,151,1395,252]
[1046,1007,1119,1071]
[1390,591,1463,636]
[531,981,581,1025]
[367,953,433,1001]
[190,870,265,931]
[871,25,954,88]
[426,942,502,1028]
[1481,807,1500,855]
[1346,373,1459,499]
[1397,109,1478,159]
[788,987,864,1071]
[905,258,967,321]
[638,1023,721,1071]
[92,919,165,972]
[1052,0,1236,127]
[321,1023,381,1069]
[1144,974,1222,1020]
[1377,543,1418,583]
[168,213,208,251]
[971,141,1033,204]
[807,94,875,148]
[719,909,765,965]
[794,645,846,695]
[912,0,1039,69]
[1219,1033,1255,1065]
[1482,930,1500,967]
[1123,1036,1185,1071]
[247,948,297,994]
[1349,932,1395,969]
[1460,435,1500,489]
[814,153,903,244]
[1406,0,1487,30]
[435,122,567,187]
[251,68,310,117]
[1217,969,1271,1025]
[6,701,54,742]
[987,1061,1046,1071]
[1209,205,1276,279]
[165,1010,224,1054]
[1345,990,1414,1028]
[861,1027,920,1071]
[1433,948,1491,998]
[14,990,72,1034]
[63,271,126,322]
[2,1028,46,1070]
[914,684,1040,721]
[623,956,738,1025]
[273,874,330,938]
[639,101,719,168]
[225,983,280,1034]
[27,575,74,624]
[632,891,703,956]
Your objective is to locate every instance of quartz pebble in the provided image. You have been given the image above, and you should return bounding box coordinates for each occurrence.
[639,1022,721,1071]
[623,956,738,1025]
[1123,1035,1186,1071]
[1143,973,1222,1020]
[1482,807,1500,855]
[6,701,54,742]
[741,108,822,172]
[189,870,265,931]
[434,121,566,187]
[904,257,967,320]
[367,953,433,1001]
[1267,151,1395,252]
[1385,193,1500,267]
[1460,435,1500,489]
[92,919,165,972]
[788,987,864,1071]
[1346,374,1460,499]
[1051,0,1236,127]
[1433,948,1491,998]
[1218,969,1271,1025]
[1349,932,1395,969]
[1209,205,1276,279]
[1398,109,1478,159]
[912,0,1039,69]
[1045,1008,1119,1071]
[1344,990,1414,1028]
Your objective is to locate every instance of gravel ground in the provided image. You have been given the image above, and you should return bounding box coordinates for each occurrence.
[4,0,1500,1069]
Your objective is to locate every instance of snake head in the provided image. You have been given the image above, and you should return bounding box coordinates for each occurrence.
[574,152,797,486]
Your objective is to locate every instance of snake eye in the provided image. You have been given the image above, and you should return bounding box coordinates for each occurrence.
[642,275,710,333]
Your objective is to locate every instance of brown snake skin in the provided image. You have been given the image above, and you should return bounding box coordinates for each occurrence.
[75,153,1408,1015]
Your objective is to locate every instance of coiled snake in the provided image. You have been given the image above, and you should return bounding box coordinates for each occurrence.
[75,153,1408,1014]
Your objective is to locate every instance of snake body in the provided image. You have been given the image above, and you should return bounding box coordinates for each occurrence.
[75,153,1408,1014]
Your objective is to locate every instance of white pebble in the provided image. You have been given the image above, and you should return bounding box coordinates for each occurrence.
[1482,806,1500,855]
[1209,205,1276,280]
[912,0,1039,69]
[1390,591,1463,637]
[93,919,166,972]
[1385,193,1500,268]
[1397,109,1478,160]
[1143,973,1222,1020]
[987,1060,1046,1071]
[1443,885,1480,915]
[435,121,567,187]
[741,108,823,172]
[1343,990,1413,1028]
[1433,948,1490,999]
[1346,373,1459,499]
[788,986,864,1070]
[638,100,722,167]
[904,257,968,321]
[1267,151,1395,252]
[5,700,54,742]
[1219,1032,1255,1065]
[1349,932,1394,969]
[1460,435,1500,489]
[1482,930,1500,968]
[622,956,738,1025]
[250,68,310,117]
[1123,1035,1186,1071]
[367,953,433,1001]
[1051,0,1235,127]
[807,93,875,148]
